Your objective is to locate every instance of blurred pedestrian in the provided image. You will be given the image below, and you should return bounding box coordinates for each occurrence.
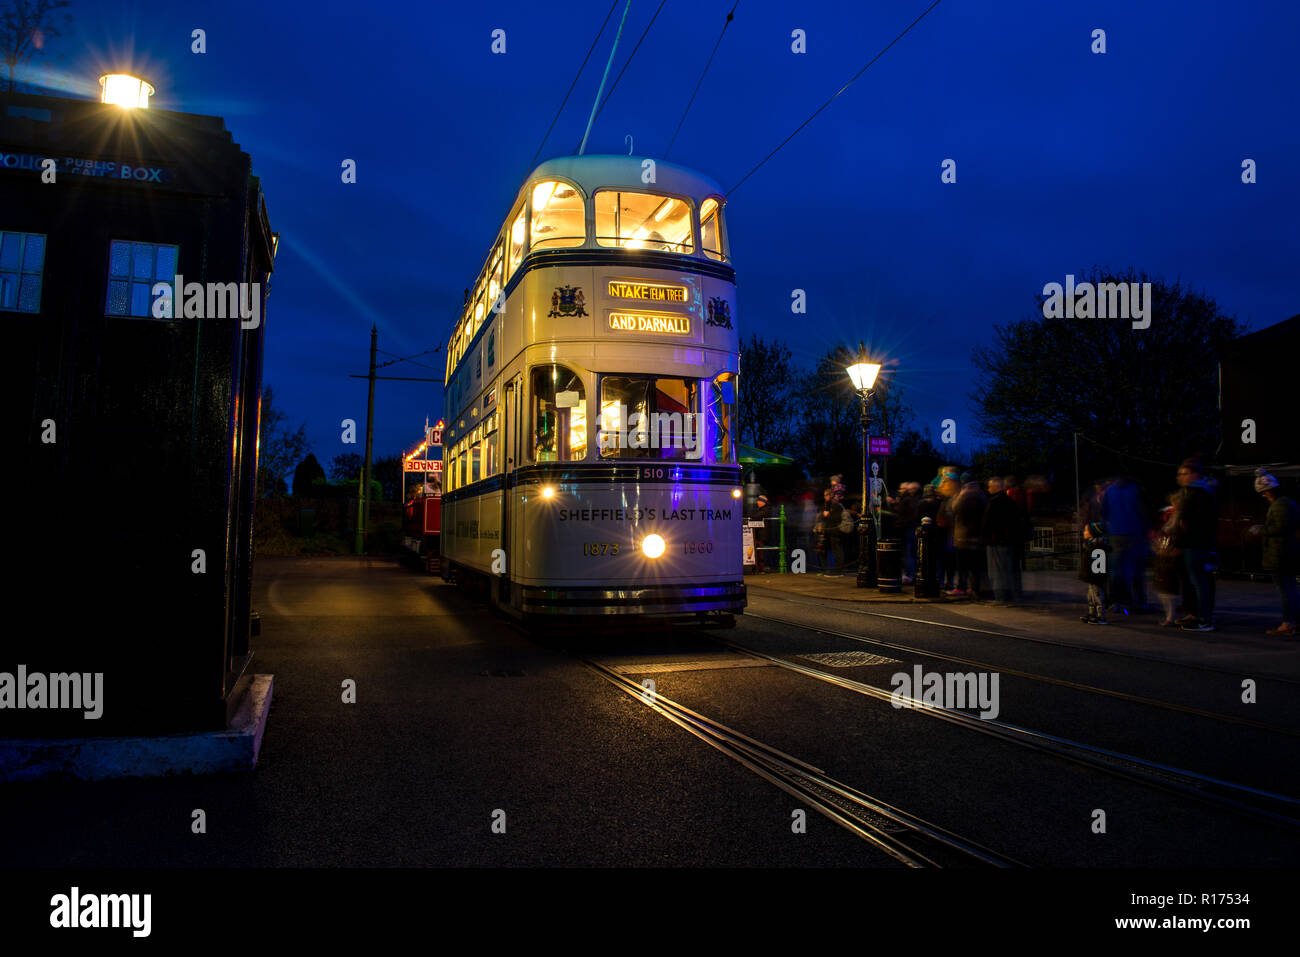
[797,487,818,557]
[1102,475,1148,615]
[1079,480,1110,624]
[829,474,846,505]
[1173,458,1218,631]
[983,477,1024,604]
[950,474,987,597]
[936,475,958,590]
[1152,493,1182,626]
[840,496,860,567]
[1256,470,1299,636]
[895,482,921,583]
[817,489,845,577]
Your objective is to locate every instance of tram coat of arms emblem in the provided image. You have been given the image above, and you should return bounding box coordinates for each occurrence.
[548,285,588,317]
[706,297,733,329]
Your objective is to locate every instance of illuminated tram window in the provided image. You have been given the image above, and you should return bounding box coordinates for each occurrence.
[599,375,700,459]
[595,190,693,254]
[530,365,587,462]
[700,197,726,262]
[487,242,503,307]
[507,206,526,277]
[531,181,585,250]
[710,373,737,464]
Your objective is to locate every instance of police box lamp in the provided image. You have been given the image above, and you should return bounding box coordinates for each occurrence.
[98,73,155,109]
[846,361,882,392]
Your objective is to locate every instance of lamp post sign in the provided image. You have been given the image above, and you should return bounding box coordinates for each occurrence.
[869,436,891,456]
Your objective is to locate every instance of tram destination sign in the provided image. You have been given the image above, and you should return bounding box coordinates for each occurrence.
[404,459,443,473]
[609,312,691,336]
[607,280,688,303]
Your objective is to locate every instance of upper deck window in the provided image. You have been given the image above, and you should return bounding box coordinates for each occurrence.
[700,198,726,262]
[595,191,693,254]
[507,206,526,277]
[486,243,503,309]
[531,181,585,250]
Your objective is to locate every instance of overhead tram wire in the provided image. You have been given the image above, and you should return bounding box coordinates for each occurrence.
[574,0,669,150]
[664,1,739,159]
[726,0,945,195]
[526,0,620,172]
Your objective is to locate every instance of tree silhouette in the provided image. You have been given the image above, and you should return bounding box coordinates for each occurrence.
[0,0,72,92]
[256,386,310,497]
[737,333,795,454]
[970,268,1246,480]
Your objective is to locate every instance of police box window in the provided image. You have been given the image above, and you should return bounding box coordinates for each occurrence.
[106,240,178,318]
[0,231,46,313]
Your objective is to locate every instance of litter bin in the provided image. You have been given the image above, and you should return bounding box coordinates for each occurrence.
[876,539,902,592]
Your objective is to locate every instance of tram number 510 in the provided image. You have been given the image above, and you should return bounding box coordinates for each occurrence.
[683,541,714,555]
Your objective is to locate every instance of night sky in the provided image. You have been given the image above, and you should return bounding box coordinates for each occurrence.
[45,0,1300,467]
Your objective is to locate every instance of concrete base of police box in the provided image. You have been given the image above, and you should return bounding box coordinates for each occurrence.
[0,674,274,782]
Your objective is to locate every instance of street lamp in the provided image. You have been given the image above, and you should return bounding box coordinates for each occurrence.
[846,360,882,588]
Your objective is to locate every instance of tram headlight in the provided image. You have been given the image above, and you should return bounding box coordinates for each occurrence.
[731,488,742,499]
[541,486,555,499]
[641,534,666,559]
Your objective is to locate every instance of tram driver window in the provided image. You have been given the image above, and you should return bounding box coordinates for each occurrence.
[709,374,737,464]
[530,365,587,462]
[530,181,585,250]
[595,191,693,254]
[599,376,701,459]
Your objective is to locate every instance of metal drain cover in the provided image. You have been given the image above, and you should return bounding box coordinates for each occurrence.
[796,651,900,668]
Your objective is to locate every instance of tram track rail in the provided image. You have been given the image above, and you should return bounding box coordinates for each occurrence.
[747,589,1300,688]
[688,626,1300,834]
[741,609,1300,739]
[580,655,1024,868]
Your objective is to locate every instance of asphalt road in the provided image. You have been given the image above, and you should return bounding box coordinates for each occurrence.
[4,557,1297,867]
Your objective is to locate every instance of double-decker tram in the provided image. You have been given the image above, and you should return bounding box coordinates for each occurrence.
[439,155,744,624]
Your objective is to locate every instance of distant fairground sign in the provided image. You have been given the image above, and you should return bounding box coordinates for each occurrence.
[869,437,892,456]
[404,459,443,473]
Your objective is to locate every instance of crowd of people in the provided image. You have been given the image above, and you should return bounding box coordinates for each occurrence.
[1081,458,1299,634]
[776,466,1047,597]
[750,457,1300,636]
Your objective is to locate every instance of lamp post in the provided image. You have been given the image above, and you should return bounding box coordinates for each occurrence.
[846,360,882,588]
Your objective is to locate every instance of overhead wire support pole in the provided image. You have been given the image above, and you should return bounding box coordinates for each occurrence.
[579,0,633,156]
[355,326,377,555]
